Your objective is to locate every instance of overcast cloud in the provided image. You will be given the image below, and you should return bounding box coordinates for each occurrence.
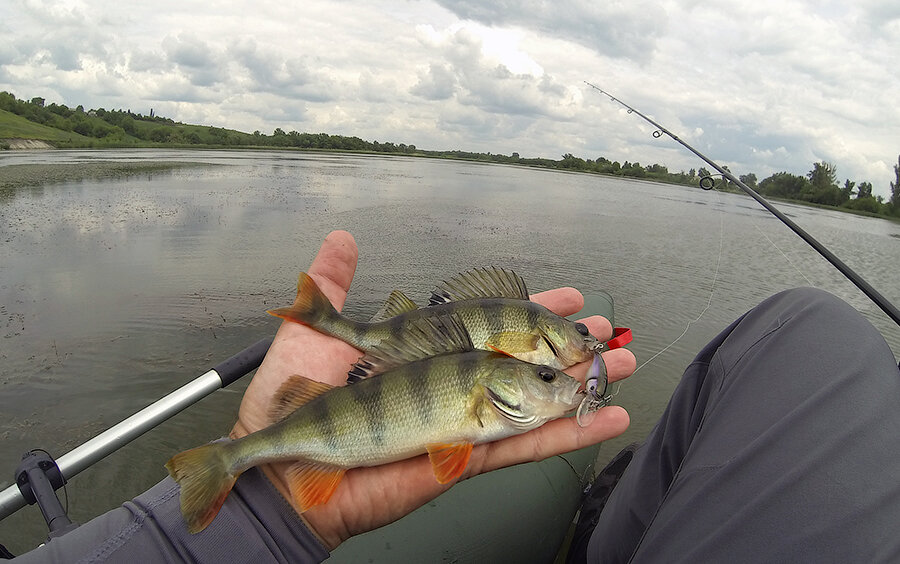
[1,0,898,197]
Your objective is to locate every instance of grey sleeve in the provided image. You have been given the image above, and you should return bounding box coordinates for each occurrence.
[13,467,330,563]
[585,287,900,563]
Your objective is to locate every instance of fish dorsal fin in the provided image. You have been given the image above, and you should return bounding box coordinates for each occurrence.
[347,314,473,383]
[369,290,418,322]
[429,267,529,305]
[426,441,474,484]
[268,375,335,423]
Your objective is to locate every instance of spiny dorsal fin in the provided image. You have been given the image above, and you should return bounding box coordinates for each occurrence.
[268,375,335,423]
[429,267,529,305]
[369,290,418,322]
[347,314,473,383]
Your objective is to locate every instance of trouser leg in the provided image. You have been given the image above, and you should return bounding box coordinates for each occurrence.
[586,287,900,563]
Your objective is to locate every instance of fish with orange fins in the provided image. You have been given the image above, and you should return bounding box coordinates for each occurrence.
[166,314,582,533]
[268,267,601,372]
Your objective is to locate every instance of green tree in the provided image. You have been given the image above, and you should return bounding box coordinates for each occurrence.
[739,173,758,189]
[857,181,873,199]
[840,179,856,200]
[890,155,900,216]
[149,127,169,142]
[758,172,810,199]
[806,161,842,205]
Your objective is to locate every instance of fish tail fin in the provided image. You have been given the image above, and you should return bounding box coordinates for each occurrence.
[267,272,339,327]
[166,442,238,534]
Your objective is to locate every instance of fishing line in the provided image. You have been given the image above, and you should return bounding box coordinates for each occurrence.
[630,189,726,377]
[584,81,900,328]
[753,224,815,286]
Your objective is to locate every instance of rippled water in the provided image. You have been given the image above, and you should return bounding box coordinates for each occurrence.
[1,149,898,553]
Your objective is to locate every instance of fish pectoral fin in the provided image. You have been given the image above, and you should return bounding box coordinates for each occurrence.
[485,332,540,354]
[426,441,474,484]
[285,461,347,512]
[268,375,336,423]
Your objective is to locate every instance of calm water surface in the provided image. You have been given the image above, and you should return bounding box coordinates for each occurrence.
[1,149,898,553]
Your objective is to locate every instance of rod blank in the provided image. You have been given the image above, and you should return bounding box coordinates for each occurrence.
[585,82,900,327]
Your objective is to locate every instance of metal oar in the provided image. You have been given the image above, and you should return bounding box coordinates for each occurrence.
[0,337,273,522]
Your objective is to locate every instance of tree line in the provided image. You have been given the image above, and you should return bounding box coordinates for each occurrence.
[2,91,899,218]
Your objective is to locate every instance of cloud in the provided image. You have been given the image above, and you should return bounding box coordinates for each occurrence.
[432,0,667,62]
[0,0,898,198]
[162,34,224,87]
[409,26,579,121]
[412,63,457,100]
[227,38,336,102]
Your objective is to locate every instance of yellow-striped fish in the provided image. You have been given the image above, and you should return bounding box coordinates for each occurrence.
[268,267,600,372]
[165,315,582,533]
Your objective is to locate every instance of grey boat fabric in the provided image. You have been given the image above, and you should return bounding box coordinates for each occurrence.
[580,287,900,563]
[12,467,328,563]
[12,287,900,563]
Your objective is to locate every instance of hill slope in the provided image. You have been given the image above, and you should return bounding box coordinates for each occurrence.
[0,109,93,145]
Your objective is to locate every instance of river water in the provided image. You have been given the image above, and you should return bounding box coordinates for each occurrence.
[1,149,899,553]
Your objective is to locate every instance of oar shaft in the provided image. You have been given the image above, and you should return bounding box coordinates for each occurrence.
[0,337,273,521]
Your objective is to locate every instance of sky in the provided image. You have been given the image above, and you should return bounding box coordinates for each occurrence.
[1,0,899,198]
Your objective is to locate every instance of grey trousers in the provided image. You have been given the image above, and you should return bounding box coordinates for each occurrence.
[584,288,900,563]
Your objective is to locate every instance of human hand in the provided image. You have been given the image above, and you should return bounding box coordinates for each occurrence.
[230,230,636,550]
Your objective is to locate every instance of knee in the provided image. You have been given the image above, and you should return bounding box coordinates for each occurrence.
[762,287,872,338]
[771,287,840,309]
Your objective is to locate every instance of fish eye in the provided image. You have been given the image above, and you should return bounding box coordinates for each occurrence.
[538,367,556,382]
[575,322,589,336]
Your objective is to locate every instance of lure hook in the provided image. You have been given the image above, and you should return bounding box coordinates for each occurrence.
[576,351,611,428]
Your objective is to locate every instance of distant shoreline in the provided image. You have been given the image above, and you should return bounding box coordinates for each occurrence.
[1,151,898,224]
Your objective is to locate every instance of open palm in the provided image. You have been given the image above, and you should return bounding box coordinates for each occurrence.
[230,230,636,549]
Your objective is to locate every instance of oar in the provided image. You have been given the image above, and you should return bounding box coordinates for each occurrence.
[0,337,273,521]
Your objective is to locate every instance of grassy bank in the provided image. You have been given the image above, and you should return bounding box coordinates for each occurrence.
[0,109,94,145]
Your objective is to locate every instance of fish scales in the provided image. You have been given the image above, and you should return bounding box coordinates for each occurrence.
[268,270,601,371]
[166,343,582,533]
[229,354,487,468]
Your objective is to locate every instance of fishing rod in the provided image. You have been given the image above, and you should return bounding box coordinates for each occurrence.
[0,337,273,525]
[584,81,900,328]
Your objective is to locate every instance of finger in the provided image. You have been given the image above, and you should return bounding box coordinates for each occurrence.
[577,314,613,342]
[302,405,630,548]
[530,287,584,317]
[306,230,359,310]
[470,405,630,476]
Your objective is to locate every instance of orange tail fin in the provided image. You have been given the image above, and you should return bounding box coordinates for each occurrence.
[165,443,237,534]
[267,272,336,327]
